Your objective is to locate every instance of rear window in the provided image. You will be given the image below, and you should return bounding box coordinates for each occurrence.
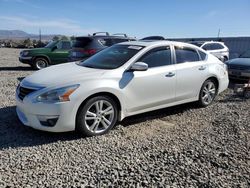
[99,38,113,47]
[74,37,92,48]
[202,43,224,50]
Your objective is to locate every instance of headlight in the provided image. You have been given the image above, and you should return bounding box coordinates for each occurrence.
[36,84,79,103]
[20,51,29,56]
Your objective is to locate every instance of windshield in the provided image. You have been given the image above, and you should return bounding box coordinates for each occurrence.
[78,45,144,69]
[45,41,57,48]
[240,50,250,58]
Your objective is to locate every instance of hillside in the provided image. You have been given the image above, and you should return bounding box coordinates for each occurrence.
[0,29,58,40]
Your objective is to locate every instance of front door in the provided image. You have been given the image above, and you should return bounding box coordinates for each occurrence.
[49,41,72,64]
[122,46,176,114]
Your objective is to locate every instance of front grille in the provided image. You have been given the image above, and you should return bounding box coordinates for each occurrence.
[18,86,37,100]
[229,64,250,70]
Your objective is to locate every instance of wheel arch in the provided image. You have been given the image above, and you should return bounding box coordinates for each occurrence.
[206,76,219,91]
[32,55,51,64]
[75,91,123,125]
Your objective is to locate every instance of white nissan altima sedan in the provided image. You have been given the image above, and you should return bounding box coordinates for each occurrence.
[16,40,229,136]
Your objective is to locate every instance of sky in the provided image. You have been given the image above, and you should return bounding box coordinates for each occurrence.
[0,0,250,38]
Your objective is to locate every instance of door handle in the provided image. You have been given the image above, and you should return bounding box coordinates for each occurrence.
[199,66,206,70]
[165,72,175,77]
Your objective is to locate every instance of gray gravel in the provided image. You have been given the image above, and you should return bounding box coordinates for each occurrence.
[0,48,249,187]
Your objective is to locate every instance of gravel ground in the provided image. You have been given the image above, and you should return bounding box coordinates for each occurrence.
[0,48,249,187]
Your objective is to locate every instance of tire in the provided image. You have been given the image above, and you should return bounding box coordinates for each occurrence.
[198,79,218,107]
[76,96,118,137]
[223,56,228,62]
[32,57,49,70]
[244,90,250,99]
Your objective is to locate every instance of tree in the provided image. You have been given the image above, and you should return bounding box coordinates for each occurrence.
[23,38,31,47]
[61,35,69,40]
[53,35,60,41]
[70,36,76,41]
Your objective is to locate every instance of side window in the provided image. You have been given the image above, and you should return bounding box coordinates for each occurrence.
[139,46,172,68]
[198,50,207,60]
[175,46,200,63]
[56,41,62,49]
[99,38,113,47]
[61,41,71,49]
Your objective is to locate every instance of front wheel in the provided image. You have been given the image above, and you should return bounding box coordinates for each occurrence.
[33,58,48,70]
[198,79,218,107]
[76,96,118,137]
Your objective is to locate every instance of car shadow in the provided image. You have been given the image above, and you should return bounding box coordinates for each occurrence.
[0,66,33,71]
[0,106,81,150]
[120,102,198,127]
[0,103,199,150]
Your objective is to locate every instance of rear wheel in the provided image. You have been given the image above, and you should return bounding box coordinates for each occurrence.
[198,79,218,107]
[76,96,118,137]
[33,57,48,70]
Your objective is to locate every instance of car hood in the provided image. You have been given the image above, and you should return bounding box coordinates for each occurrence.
[22,62,106,87]
[227,58,250,66]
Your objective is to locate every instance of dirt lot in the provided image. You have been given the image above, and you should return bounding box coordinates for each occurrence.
[0,48,249,187]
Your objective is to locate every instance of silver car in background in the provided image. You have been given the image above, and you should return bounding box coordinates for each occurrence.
[190,41,229,62]
[16,41,229,136]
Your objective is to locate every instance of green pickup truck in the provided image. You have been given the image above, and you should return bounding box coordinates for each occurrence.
[19,40,73,70]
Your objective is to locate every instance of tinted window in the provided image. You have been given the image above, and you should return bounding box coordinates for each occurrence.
[139,46,171,68]
[175,46,200,63]
[198,50,207,60]
[99,38,113,47]
[79,45,143,69]
[74,37,92,48]
[61,41,71,49]
[202,43,224,50]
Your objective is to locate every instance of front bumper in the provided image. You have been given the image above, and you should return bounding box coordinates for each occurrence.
[15,92,77,132]
[19,56,32,64]
[228,69,250,81]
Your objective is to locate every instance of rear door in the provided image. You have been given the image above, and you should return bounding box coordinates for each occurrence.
[174,46,208,101]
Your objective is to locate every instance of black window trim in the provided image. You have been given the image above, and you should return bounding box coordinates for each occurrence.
[136,46,174,69]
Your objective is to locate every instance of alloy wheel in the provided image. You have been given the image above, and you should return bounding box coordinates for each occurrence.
[84,100,115,134]
[201,81,216,105]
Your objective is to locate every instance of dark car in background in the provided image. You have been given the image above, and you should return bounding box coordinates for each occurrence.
[68,32,136,62]
[19,40,73,70]
[226,49,250,81]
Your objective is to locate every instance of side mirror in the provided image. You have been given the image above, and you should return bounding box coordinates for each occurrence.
[129,62,148,71]
[51,46,57,51]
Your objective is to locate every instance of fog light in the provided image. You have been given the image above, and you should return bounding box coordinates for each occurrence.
[37,115,59,127]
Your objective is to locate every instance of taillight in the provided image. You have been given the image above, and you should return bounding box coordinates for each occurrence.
[83,49,96,55]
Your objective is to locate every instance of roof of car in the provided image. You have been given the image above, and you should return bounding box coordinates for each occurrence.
[119,40,198,48]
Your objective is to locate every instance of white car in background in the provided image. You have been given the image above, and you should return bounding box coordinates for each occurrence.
[16,41,229,136]
[190,41,229,62]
